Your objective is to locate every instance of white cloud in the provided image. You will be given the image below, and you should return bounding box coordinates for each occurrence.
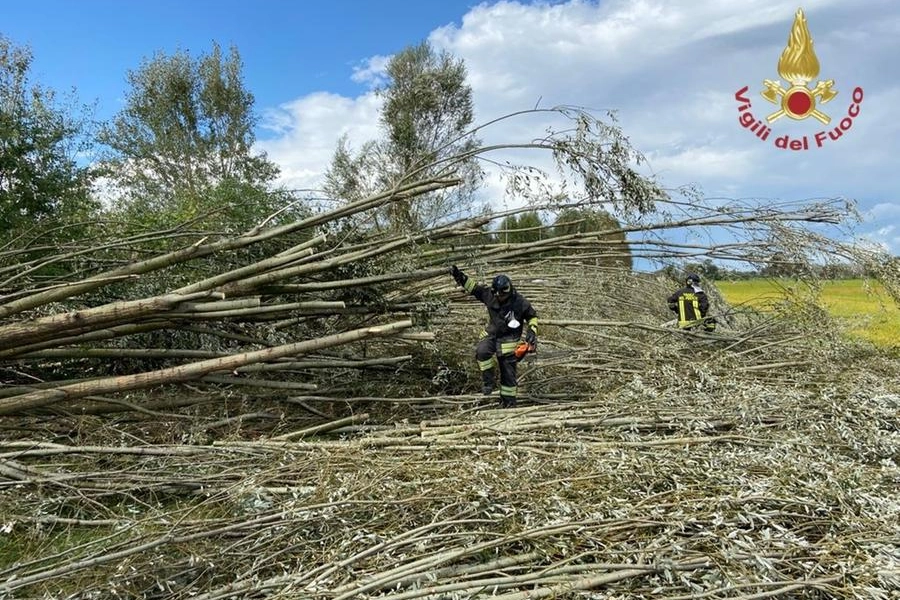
[257,91,382,192]
[866,203,900,220]
[861,225,899,254]
[255,0,900,254]
[646,146,761,181]
[858,207,900,255]
[350,55,390,88]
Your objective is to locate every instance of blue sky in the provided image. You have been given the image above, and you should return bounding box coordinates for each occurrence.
[4,0,899,255]
[3,0,477,114]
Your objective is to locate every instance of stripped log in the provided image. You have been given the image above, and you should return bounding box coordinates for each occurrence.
[0,320,413,415]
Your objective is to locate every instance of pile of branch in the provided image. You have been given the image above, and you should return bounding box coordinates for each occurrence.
[1,364,897,598]
[1,194,897,598]
[1,104,888,421]
[1,107,897,598]
[0,179,472,416]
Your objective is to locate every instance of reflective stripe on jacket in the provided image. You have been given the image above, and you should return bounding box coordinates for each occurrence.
[667,285,709,329]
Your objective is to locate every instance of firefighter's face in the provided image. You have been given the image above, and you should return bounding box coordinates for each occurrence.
[496,289,510,302]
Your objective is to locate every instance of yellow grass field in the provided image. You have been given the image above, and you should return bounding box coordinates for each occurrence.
[716,278,900,350]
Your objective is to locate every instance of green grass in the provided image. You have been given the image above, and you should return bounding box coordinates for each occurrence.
[716,278,900,349]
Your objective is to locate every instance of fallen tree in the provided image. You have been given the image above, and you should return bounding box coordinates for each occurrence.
[0,107,897,598]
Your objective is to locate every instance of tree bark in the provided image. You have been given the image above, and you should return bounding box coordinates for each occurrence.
[0,320,413,415]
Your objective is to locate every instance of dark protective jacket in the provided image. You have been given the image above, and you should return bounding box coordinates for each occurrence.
[465,280,538,340]
[667,284,710,329]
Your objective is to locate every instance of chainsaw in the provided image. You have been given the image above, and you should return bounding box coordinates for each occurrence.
[514,340,536,361]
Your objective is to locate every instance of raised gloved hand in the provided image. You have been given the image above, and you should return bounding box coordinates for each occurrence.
[524,329,537,347]
[450,265,467,287]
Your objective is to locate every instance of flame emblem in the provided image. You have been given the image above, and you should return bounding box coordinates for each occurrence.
[761,8,837,124]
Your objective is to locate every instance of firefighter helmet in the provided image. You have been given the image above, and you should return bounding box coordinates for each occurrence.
[491,274,512,294]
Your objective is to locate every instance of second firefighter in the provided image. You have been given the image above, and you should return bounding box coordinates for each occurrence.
[667,273,717,332]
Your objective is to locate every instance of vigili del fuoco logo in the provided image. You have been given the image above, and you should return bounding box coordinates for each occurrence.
[734,7,863,150]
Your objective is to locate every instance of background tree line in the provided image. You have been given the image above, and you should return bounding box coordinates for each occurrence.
[658,256,873,281]
[1,36,294,241]
[1,33,635,280]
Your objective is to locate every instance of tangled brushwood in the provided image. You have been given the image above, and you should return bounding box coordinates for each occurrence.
[0,107,898,598]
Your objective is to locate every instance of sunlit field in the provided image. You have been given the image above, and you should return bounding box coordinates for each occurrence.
[717,278,900,349]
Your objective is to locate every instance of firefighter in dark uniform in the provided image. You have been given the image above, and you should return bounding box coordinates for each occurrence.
[667,273,716,332]
[450,266,538,408]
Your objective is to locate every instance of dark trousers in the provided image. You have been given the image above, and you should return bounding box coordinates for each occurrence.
[475,336,518,407]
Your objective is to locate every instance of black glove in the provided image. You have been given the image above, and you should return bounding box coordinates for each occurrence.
[525,329,537,346]
[450,265,467,287]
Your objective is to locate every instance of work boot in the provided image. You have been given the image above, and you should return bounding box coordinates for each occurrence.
[481,370,495,396]
[500,395,516,408]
